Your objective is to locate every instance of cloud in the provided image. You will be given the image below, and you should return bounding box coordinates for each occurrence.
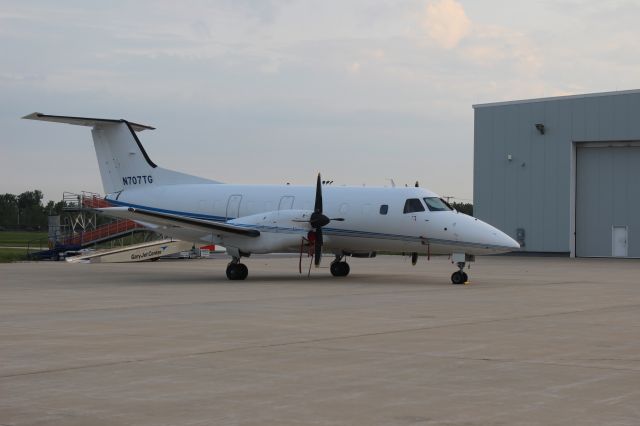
[364,49,385,60]
[191,20,211,39]
[347,61,361,75]
[463,25,543,76]
[259,56,282,73]
[421,0,471,49]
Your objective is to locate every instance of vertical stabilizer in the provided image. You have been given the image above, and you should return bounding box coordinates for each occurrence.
[23,113,217,195]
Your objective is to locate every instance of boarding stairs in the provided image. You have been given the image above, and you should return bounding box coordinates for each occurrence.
[29,192,148,260]
[60,192,145,247]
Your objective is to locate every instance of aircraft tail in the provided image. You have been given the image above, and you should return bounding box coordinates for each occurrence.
[23,113,217,195]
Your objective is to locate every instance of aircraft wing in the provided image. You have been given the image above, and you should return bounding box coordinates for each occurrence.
[97,207,260,237]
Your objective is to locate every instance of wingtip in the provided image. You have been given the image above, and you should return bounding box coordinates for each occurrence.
[22,112,42,120]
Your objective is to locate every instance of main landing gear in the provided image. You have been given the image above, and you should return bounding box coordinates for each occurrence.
[330,255,350,277]
[226,258,248,281]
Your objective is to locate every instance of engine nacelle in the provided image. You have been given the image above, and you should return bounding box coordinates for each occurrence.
[223,210,313,254]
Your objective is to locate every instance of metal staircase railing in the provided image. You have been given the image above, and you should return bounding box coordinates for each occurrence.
[59,192,145,247]
[62,219,144,246]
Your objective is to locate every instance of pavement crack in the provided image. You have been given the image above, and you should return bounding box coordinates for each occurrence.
[445,356,640,372]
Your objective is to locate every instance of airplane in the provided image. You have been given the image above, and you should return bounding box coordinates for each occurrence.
[23,112,520,283]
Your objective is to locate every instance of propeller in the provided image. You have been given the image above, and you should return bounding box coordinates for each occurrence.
[307,173,343,267]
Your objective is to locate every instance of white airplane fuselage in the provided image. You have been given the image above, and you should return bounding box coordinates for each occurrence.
[107,183,517,256]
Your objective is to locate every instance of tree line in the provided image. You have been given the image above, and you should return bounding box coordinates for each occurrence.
[451,202,473,216]
[0,190,65,230]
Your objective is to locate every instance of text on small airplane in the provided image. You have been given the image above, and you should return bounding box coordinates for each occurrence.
[131,249,162,260]
[123,175,153,185]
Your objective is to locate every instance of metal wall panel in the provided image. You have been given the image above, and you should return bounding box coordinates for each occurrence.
[576,146,640,257]
[491,107,507,227]
[473,107,493,222]
[584,97,600,139]
[541,100,562,250]
[570,98,587,142]
[629,95,640,135]
[502,105,519,244]
[529,102,547,251]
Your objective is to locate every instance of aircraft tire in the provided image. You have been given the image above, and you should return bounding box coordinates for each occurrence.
[330,261,350,277]
[451,271,465,285]
[330,262,340,276]
[238,263,249,280]
[340,262,350,277]
[226,263,248,280]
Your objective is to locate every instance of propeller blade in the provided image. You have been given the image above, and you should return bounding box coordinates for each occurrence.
[315,173,323,213]
[314,228,323,266]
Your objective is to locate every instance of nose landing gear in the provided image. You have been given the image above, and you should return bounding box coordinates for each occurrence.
[450,253,473,285]
[451,262,468,285]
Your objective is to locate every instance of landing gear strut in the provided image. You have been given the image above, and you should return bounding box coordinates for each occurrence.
[226,258,248,281]
[330,255,350,277]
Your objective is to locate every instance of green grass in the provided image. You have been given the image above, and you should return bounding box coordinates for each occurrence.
[0,231,48,246]
[0,247,30,262]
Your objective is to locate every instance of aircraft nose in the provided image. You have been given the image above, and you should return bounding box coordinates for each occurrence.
[474,217,520,252]
[453,213,521,253]
[497,230,521,250]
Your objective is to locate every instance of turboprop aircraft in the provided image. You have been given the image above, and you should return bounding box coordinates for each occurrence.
[24,112,520,283]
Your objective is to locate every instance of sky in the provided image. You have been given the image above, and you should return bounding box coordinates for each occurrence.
[2,0,640,202]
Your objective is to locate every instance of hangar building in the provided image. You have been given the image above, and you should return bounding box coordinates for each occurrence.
[473,89,640,258]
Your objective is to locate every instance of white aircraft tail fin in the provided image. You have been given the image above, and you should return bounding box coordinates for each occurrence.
[23,113,217,194]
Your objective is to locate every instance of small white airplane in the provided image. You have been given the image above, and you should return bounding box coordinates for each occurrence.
[24,112,519,283]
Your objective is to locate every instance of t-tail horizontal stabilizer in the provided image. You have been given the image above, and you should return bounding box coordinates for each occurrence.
[22,112,155,132]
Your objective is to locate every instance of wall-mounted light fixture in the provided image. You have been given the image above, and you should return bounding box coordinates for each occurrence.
[507,154,513,161]
[535,123,545,135]
[516,228,525,247]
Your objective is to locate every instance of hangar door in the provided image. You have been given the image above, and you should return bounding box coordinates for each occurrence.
[576,145,640,257]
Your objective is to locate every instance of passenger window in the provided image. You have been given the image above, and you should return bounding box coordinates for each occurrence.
[403,198,425,214]
[423,197,452,212]
[379,204,388,215]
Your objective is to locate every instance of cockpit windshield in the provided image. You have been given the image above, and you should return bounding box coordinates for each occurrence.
[423,197,452,212]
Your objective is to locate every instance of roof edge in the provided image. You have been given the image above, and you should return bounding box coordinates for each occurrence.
[472,88,640,109]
